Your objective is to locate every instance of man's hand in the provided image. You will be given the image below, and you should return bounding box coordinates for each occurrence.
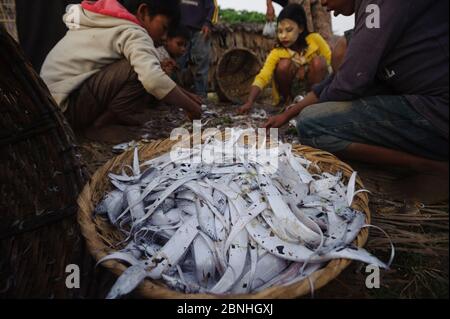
[185,92,202,121]
[184,89,203,105]
[163,86,202,122]
[201,25,211,40]
[237,102,254,115]
[266,0,276,22]
[186,99,202,121]
[264,91,319,129]
[264,113,292,129]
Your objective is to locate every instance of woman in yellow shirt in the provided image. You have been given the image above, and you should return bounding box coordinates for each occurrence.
[239,3,331,114]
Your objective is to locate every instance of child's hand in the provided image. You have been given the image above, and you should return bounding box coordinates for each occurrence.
[237,102,253,115]
[201,25,211,40]
[161,58,178,75]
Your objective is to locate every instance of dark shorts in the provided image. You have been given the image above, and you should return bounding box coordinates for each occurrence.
[296,95,449,161]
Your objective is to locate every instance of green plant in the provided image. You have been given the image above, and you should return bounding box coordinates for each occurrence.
[219,8,266,24]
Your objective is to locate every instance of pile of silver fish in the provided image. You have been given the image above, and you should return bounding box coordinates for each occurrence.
[95,130,393,299]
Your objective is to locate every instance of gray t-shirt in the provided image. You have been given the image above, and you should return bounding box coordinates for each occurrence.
[313,0,449,138]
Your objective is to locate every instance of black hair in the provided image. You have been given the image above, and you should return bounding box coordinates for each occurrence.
[168,25,191,41]
[120,0,181,23]
[277,3,310,50]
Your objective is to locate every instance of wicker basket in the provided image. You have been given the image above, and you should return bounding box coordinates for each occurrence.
[215,48,262,104]
[0,24,119,298]
[0,23,87,238]
[77,137,370,299]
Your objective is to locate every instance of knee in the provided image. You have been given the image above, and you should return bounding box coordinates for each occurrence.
[297,102,342,137]
[297,109,318,147]
[276,58,293,77]
[297,105,319,138]
[104,59,136,81]
[297,106,337,150]
[110,59,133,73]
[331,36,348,72]
[309,56,328,75]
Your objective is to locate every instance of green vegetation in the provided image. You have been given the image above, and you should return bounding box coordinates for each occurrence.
[219,8,266,24]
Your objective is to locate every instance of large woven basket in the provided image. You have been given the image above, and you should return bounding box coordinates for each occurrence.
[78,138,370,299]
[0,24,119,298]
[215,48,262,104]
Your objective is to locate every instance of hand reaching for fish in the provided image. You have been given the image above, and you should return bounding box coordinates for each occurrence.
[264,113,291,129]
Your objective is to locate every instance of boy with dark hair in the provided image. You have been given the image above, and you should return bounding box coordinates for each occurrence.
[157,25,190,76]
[156,25,202,105]
[41,0,201,141]
[166,25,191,59]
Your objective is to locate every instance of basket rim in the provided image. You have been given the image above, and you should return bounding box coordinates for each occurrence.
[214,47,262,103]
[77,138,371,299]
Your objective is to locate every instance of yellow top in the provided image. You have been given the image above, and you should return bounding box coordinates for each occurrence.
[252,33,332,105]
[212,0,219,24]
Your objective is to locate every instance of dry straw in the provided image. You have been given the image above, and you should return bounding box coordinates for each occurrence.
[78,137,371,299]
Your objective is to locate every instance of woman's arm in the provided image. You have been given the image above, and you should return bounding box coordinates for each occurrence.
[181,87,203,106]
[313,33,332,66]
[253,49,285,90]
[237,86,262,114]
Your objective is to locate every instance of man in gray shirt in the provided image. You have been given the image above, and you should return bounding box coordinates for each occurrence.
[265,0,449,198]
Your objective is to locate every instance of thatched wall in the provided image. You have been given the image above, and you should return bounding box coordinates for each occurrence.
[212,23,275,66]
